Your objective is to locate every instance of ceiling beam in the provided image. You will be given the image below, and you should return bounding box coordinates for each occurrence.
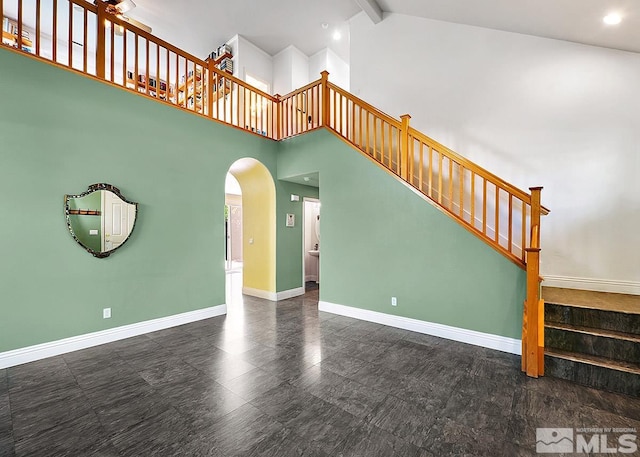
[355,0,383,24]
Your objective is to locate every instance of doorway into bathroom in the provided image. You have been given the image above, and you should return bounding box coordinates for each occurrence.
[303,198,321,292]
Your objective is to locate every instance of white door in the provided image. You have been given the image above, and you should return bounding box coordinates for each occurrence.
[102,190,135,251]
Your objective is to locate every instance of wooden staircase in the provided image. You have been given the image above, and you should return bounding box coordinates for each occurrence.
[543,287,640,397]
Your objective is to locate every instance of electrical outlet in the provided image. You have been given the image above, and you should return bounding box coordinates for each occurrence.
[391,297,397,306]
[103,308,111,319]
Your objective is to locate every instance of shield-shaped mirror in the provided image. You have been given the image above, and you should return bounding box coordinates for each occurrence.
[64,183,138,258]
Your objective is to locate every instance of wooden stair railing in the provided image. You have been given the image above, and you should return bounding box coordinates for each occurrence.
[1,1,549,376]
[307,73,548,376]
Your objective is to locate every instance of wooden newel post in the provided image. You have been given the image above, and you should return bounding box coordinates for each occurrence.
[321,71,330,128]
[400,114,411,181]
[96,0,107,80]
[274,94,282,140]
[524,186,544,378]
[529,187,543,248]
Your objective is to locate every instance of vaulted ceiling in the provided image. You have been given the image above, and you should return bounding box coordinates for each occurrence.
[125,0,640,62]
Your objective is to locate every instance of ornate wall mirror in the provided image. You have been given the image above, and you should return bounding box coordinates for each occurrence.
[64,183,138,258]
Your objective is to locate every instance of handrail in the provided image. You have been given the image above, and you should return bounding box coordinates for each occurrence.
[2,0,548,377]
[321,79,547,266]
[210,64,276,103]
[281,77,323,100]
[408,127,532,205]
[328,82,402,129]
[103,8,203,65]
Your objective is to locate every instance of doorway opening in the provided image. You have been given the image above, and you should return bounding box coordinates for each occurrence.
[303,198,321,292]
[225,158,276,305]
[225,173,243,272]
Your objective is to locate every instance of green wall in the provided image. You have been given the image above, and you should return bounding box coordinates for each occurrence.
[0,47,523,354]
[0,48,286,352]
[278,130,526,339]
[276,181,319,292]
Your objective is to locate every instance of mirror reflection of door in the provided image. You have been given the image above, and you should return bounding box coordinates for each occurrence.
[102,190,136,251]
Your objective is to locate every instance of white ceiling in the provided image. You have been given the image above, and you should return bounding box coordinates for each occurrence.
[377,0,640,55]
[126,0,360,62]
[124,0,640,63]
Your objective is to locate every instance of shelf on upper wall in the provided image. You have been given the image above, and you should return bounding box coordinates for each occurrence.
[68,209,101,216]
[126,75,175,102]
[207,51,232,66]
[2,30,33,50]
[206,50,233,75]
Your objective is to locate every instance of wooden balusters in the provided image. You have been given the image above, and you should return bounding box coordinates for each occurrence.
[17,0,23,51]
[35,0,40,55]
[96,0,106,79]
[0,0,3,52]
[399,114,411,180]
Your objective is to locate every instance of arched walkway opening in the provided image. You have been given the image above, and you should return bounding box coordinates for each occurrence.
[226,158,276,303]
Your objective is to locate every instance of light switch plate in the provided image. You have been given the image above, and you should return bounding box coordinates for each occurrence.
[89,229,98,235]
[286,214,295,227]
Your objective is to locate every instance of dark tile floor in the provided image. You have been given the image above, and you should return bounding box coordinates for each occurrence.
[2,289,640,456]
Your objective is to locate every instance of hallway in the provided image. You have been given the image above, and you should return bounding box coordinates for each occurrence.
[1,288,639,456]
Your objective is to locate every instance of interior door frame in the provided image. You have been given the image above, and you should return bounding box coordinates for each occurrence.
[302,197,320,290]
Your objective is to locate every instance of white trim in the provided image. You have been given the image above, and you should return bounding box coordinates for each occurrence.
[242,287,277,301]
[276,287,305,301]
[0,305,227,369]
[303,197,321,291]
[242,286,305,301]
[318,301,521,355]
[543,275,640,296]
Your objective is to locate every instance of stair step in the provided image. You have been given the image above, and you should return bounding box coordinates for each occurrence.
[545,322,640,343]
[545,303,640,336]
[543,287,640,315]
[545,349,640,397]
[545,349,640,375]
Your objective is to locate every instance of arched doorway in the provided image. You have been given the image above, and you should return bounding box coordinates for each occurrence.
[226,158,276,302]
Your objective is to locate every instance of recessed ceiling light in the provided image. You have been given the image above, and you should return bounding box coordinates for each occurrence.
[321,23,328,30]
[333,30,342,41]
[603,13,622,25]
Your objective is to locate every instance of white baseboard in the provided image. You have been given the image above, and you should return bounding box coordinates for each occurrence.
[277,287,305,301]
[305,275,318,282]
[543,275,640,296]
[243,287,277,301]
[318,301,521,355]
[242,286,305,301]
[0,304,227,369]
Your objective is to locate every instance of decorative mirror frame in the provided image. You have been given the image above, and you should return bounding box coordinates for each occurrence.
[64,183,138,258]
